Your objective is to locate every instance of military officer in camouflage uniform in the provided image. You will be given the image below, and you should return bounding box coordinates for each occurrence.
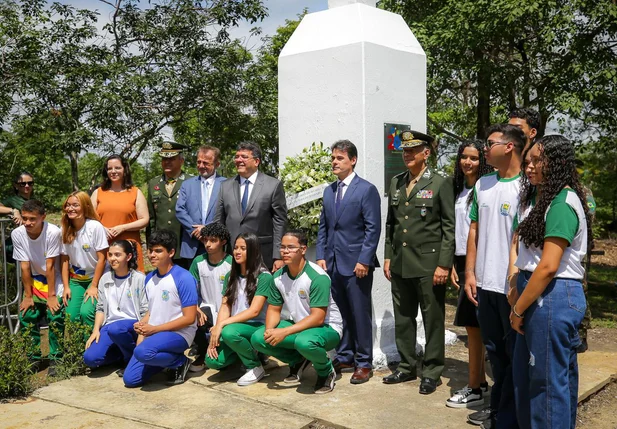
[383,130,455,395]
[146,141,192,268]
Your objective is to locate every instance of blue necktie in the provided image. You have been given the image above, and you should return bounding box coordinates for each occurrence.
[241,179,249,215]
[335,181,345,215]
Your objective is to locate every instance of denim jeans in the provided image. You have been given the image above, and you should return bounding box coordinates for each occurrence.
[513,271,586,429]
[477,288,518,429]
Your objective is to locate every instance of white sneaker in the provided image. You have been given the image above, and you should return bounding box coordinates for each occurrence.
[189,363,206,373]
[237,365,265,386]
[446,386,484,408]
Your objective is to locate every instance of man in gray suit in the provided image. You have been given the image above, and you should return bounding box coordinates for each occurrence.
[214,141,288,271]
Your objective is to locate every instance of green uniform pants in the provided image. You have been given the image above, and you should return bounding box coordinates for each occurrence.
[65,278,97,328]
[19,297,65,361]
[391,273,445,380]
[205,322,262,370]
[251,320,340,377]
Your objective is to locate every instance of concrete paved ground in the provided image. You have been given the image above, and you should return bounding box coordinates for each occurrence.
[1,351,616,429]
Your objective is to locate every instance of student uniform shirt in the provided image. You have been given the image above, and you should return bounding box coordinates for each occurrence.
[221,271,272,323]
[106,273,141,324]
[11,222,64,299]
[189,254,232,324]
[515,188,587,279]
[145,265,198,346]
[269,261,343,338]
[61,219,109,281]
[455,185,473,256]
[470,172,521,295]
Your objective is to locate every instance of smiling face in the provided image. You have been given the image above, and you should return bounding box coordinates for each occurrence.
[402,145,430,173]
[197,150,219,179]
[15,174,34,199]
[148,244,173,268]
[21,210,45,237]
[524,144,543,186]
[331,149,356,180]
[108,244,132,272]
[161,154,184,178]
[106,158,125,183]
[64,196,83,221]
[234,149,259,178]
[460,146,481,180]
[233,237,247,266]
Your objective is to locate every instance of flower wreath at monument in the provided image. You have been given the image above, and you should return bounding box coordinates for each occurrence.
[279,142,335,245]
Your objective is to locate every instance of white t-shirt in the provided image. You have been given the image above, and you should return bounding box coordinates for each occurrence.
[145,265,198,346]
[11,222,63,298]
[455,186,473,256]
[469,172,521,295]
[189,254,232,324]
[269,261,343,338]
[222,271,272,324]
[106,273,141,324]
[61,219,109,281]
[515,188,587,279]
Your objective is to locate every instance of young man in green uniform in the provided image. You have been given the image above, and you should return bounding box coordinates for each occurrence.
[146,140,191,268]
[383,130,455,394]
[251,230,343,394]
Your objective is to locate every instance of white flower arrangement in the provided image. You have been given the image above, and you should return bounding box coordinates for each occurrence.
[280,142,334,245]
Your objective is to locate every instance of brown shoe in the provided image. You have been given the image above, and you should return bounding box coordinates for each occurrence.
[350,367,373,384]
[333,359,354,374]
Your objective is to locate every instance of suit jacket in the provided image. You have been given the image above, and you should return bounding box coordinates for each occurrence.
[384,168,455,278]
[146,172,191,258]
[176,174,226,259]
[213,172,287,269]
[316,174,381,276]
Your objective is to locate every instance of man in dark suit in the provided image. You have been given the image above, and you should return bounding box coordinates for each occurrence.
[383,130,455,395]
[214,142,287,271]
[316,140,381,384]
[176,145,226,262]
[147,141,191,268]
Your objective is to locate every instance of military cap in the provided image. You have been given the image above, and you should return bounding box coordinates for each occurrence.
[400,130,434,149]
[159,140,189,158]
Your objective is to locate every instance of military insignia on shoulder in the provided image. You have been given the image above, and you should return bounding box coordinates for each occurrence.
[423,169,431,179]
[436,169,448,178]
[392,189,401,204]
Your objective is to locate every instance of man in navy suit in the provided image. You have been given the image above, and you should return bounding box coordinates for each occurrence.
[176,145,226,260]
[316,140,381,384]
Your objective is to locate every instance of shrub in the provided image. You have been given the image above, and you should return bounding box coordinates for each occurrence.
[0,326,35,400]
[51,315,90,380]
[279,142,334,245]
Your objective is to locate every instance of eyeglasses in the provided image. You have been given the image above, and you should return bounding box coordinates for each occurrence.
[280,245,303,252]
[485,140,508,149]
[65,203,81,209]
[17,181,34,187]
[234,155,256,161]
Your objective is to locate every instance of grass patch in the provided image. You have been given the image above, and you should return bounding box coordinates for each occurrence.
[587,263,617,326]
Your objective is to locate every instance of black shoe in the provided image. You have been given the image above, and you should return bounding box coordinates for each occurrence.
[115,368,125,377]
[47,360,58,378]
[419,377,442,394]
[258,352,270,367]
[184,344,199,362]
[480,415,496,429]
[576,338,588,353]
[284,358,311,383]
[468,407,493,426]
[314,369,336,394]
[167,359,191,385]
[382,370,417,384]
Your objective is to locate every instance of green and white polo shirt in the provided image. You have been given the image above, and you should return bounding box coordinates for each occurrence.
[222,271,272,323]
[515,188,587,279]
[189,254,232,324]
[270,261,343,338]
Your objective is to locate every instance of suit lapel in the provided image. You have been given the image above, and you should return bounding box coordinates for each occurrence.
[206,175,221,220]
[233,175,242,217]
[243,172,264,220]
[335,174,360,223]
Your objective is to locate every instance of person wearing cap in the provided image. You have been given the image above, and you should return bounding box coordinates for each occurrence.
[383,130,455,395]
[147,140,192,269]
[176,145,226,262]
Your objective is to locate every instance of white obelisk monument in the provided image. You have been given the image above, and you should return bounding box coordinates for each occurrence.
[278,0,453,366]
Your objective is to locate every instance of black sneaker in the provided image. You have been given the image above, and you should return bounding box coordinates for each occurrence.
[167,358,191,385]
[115,368,125,377]
[480,415,495,429]
[480,381,489,395]
[576,339,588,353]
[314,369,336,394]
[258,353,270,367]
[468,407,493,426]
[283,359,311,383]
[47,360,58,378]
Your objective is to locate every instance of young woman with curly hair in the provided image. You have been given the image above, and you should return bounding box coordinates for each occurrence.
[509,135,591,429]
[447,140,493,409]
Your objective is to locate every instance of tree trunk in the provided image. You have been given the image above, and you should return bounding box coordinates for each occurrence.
[70,151,79,192]
[475,51,491,139]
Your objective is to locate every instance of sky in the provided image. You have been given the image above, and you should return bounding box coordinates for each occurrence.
[59,0,328,45]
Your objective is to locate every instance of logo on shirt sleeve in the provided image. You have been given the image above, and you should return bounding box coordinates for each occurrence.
[162,290,170,301]
[500,201,512,216]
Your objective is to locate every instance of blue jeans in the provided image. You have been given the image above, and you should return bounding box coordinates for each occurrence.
[123,331,188,388]
[477,288,518,429]
[84,319,138,368]
[513,271,585,429]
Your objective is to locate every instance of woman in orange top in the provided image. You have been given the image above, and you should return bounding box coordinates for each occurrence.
[91,155,149,272]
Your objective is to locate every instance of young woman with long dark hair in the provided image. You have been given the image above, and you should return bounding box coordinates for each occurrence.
[205,232,272,386]
[447,140,493,409]
[510,135,591,429]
